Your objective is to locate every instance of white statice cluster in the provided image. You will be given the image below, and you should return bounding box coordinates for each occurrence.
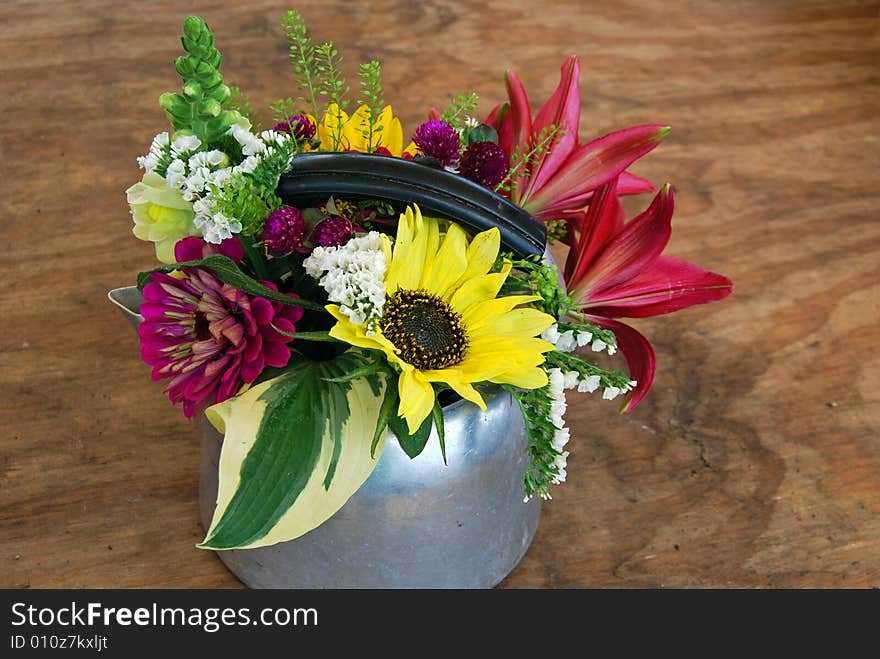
[537,363,639,500]
[542,322,617,355]
[303,232,389,329]
[136,132,170,173]
[186,125,293,244]
[545,368,571,491]
[135,124,296,244]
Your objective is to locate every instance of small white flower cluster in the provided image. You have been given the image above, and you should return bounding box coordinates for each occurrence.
[546,368,571,491]
[303,232,389,329]
[142,125,296,245]
[136,132,170,173]
[561,366,636,400]
[192,197,242,244]
[188,125,295,244]
[541,322,617,355]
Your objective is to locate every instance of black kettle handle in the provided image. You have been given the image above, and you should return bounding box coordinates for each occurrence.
[276,153,546,258]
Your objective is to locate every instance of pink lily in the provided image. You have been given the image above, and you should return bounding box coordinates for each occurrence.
[485,56,665,226]
[565,179,733,411]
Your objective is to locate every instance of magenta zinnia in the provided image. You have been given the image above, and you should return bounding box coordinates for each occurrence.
[138,269,304,418]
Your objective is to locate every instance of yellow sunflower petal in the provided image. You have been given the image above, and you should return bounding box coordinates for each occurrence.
[470,307,556,339]
[446,381,487,412]
[460,294,543,331]
[489,365,550,389]
[397,369,436,434]
[433,336,552,383]
[422,222,468,298]
[448,262,513,314]
[326,306,407,368]
[385,207,414,291]
[378,107,404,156]
[388,205,433,291]
[455,227,501,288]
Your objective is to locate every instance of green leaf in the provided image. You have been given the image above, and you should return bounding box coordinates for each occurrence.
[467,124,498,145]
[432,401,447,465]
[199,351,386,550]
[388,409,434,460]
[136,254,325,311]
[323,359,387,383]
[371,381,399,457]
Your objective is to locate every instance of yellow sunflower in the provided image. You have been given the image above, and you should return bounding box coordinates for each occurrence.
[327,205,556,433]
[318,103,404,155]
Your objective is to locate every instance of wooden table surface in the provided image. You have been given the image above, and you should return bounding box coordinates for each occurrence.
[1,0,877,589]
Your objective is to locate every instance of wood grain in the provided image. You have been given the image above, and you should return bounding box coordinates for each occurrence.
[1,0,877,588]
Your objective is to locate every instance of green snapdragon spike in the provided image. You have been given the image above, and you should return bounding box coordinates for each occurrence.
[159,16,237,144]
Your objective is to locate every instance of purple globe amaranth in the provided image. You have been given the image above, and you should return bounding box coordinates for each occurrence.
[412,120,461,168]
[312,214,354,248]
[263,206,306,255]
[458,141,510,188]
[273,114,317,142]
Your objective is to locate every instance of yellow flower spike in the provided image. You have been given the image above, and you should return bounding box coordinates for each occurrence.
[318,103,405,155]
[324,206,557,433]
[342,104,373,152]
[376,105,403,156]
[318,103,350,151]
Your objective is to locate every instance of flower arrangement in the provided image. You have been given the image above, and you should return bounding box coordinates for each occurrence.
[125,12,732,552]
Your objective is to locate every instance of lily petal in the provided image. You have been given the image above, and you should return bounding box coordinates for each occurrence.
[588,315,656,413]
[520,56,581,200]
[575,184,674,301]
[586,256,734,317]
[485,102,514,155]
[525,124,670,217]
[564,178,625,285]
[618,170,655,196]
[504,69,533,154]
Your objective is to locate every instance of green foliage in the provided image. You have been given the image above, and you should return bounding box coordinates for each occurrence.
[465,123,498,146]
[137,254,325,311]
[269,97,298,124]
[358,60,385,151]
[316,42,350,150]
[224,85,259,129]
[544,219,568,244]
[504,382,559,501]
[495,124,565,196]
[159,16,238,145]
[440,91,479,130]
[199,351,386,549]
[281,10,320,118]
[151,142,175,178]
[500,254,572,318]
[544,351,631,390]
[212,175,280,239]
[388,407,435,459]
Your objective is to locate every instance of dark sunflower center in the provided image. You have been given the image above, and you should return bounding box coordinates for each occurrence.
[380,289,468,370]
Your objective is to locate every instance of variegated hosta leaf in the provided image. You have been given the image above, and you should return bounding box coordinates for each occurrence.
[199,351,386,550]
